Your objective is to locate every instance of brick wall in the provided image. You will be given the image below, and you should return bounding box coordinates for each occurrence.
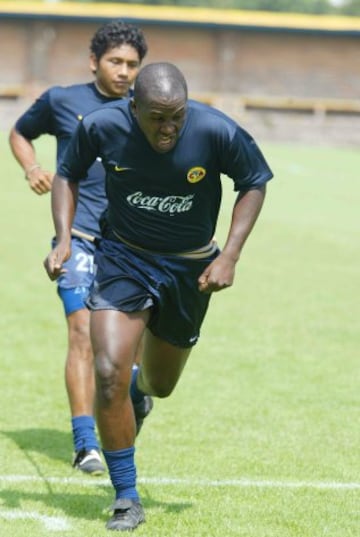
[1,16,359,145]
[1,18,359,100]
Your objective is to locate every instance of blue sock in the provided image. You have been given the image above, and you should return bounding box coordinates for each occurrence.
[71,415,99,452]
[130,366,145,405]
[103,447,139,501]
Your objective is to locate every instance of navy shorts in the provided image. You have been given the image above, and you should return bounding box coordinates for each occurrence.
[52,236,96,316]
[87,238,220,348]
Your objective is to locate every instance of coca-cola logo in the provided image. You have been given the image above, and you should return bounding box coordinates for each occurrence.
[126,191,194,215]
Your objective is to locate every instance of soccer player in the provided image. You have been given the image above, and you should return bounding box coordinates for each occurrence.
[44,62,273,530]
[9,20,150,475]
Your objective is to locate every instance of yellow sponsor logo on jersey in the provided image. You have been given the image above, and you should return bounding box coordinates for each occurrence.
[187,166,206,183]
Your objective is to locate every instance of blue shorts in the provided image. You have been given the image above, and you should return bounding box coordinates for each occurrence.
[87,238,220,348]
[53,237,96,316]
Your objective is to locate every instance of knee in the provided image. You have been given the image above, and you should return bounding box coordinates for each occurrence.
[95,353,130,404]
[153,386,173,399]
[141,376,175,399]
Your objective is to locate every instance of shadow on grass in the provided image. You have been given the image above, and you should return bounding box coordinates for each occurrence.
[1,427,72,465]
[0,428,193,522]
[0,487,192,523]
[0,488,110,522]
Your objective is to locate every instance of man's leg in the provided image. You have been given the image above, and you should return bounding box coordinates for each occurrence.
[65,307,105,475]
[137,329,192,398]
[130,332,153,435]
[56,237,105,474]
[129,330,191,440]
[91,310,149,448]
[91,309,192,530]
[90,309,149,530]
[133,336,144,366]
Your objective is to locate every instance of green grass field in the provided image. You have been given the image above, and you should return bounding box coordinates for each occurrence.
[0,131,359,536]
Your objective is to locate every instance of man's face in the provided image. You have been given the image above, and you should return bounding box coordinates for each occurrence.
[90,44,141,98]
[131,95,187,153]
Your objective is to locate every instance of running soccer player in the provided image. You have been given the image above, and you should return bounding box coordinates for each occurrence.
[44,62,273,530]
[9,20,151,476]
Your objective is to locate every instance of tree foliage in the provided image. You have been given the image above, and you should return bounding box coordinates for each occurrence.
[85,0,360,16]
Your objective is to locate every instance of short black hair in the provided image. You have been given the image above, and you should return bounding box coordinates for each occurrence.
[90,20,148,62]
[134,62,188,103]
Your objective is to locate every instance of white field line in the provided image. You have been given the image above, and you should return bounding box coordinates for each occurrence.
[0,510,71,531]
[0,474,359,490]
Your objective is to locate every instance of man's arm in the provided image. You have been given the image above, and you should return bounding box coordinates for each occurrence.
[43,174,79,281]
[198,185,266,293]
[9,127,53,195]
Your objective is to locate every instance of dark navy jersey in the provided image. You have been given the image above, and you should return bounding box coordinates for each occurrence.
[58,99,273,252]
[15,82,127,237]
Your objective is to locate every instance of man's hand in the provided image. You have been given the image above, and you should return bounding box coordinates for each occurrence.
[27,166,53,195]
[198,253,236,294]
[43,241,71,281]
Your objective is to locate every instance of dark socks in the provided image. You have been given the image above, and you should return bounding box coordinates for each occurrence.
[103,447,139,501]
[71,415,99,452]
[130,365,146,405]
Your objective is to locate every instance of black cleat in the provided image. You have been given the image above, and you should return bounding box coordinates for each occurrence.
[106,498,145,531]
[133,395,153,436]
[72,448,106,475]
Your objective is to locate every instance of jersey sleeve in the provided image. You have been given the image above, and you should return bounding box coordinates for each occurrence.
[221,126,273,191]
[14,89,55,139]
[57,119,99,182]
